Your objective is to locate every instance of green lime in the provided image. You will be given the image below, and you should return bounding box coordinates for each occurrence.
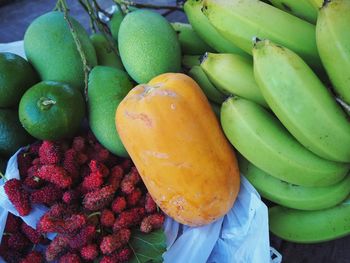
[19,81,85,140]
[0,109,33,157]
[0,52,38,108]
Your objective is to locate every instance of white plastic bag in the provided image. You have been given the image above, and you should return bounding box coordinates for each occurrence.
[0,41,282,263]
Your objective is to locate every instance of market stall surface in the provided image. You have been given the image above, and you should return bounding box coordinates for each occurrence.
[0,0,349,262]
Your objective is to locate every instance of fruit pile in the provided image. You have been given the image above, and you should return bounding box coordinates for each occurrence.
[1,133,164,262]
[183,0,350,244]
[1,0,350,261]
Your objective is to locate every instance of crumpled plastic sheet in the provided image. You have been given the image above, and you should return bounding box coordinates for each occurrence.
[0,41,282,263]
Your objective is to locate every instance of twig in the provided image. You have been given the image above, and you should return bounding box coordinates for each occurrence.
[78,0,97,32]
[59,0,91,100]
[113,0,184,11]
[92,0,111,18]
[79,0,120,56]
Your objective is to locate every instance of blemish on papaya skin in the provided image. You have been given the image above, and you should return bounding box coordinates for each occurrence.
[143,150,169,159]
[124,110,153,127]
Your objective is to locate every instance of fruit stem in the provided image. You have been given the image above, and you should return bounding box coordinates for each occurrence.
[88,211,101,218]
[58,0,91,101]
[336,97,350,115]
[0,172,7,182]
[38,97,57,111]
[113,0,184,11]
[78,0,120,58]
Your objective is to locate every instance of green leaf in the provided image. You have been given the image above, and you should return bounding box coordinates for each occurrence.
[128,229,167,263]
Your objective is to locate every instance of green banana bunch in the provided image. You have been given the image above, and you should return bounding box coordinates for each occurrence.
[307,0,323,10]
[182,55,200,69]
[267,0,317,23]
[269,197,350,243]
[253,39,350,163]
[202,0,322,71]
[188,66,226,104]
[200,53,267,107]
[184,0,247,56]
[171,22,214,55]
[316,0,350,105]
[239,156,350,211]
[221,97,349,187]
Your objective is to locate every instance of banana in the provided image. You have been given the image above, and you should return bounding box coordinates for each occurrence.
[182,55,200,69]
[188,66,226,104]
[267,0,317,23]
[253,39,350,163]
[184,0,247,56]
[316,0,350,105]
[221,97,350,187]
[307,0,323,10]
[202,0,322,71]
[269,197,350,243]
[171,22,214,55]
[239,156,350,211]
[200,52,267,107]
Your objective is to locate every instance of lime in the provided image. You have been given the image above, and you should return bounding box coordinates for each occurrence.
[0,109,33,157]
[0,52,38,108]
[19,81,85,140]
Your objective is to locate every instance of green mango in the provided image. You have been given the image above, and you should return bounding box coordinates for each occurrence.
[118,10,181,84]
[90,33,124,70]
[88,66,133,157]
[24,11,97,92]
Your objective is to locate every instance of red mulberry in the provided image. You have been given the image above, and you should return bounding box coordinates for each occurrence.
[80,244,98,261]
[39,141,61,165]
[83,185,115,211]
[21,222,43,244]
[30,184,63,205]
[111,196,127,214]
[36,165,72,189]
[100,209,115,227]
[100,228,131,255]
[4,179,31,216]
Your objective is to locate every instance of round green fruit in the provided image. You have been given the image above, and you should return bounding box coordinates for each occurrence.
[118,9,181,84]
[19,81,85,140]
[24,11,97,91]
[0,52,38,108]
[0,109,33,157]
[88,66,133,157]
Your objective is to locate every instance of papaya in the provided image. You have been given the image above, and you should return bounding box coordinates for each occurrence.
[88,66,133,157]
[116,73,240,226]
[118,10,181,84]
[24,11,97,91]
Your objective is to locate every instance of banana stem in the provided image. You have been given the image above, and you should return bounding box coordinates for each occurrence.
[58,0,91,101]
[113,0,184,11]
[336,97,350,114]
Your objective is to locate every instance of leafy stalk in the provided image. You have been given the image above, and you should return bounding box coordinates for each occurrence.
[57,0,91,100]
[113,0,184,11]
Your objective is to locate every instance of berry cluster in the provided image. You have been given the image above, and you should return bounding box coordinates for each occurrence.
[1,132,165,262]
[0,214,45,263]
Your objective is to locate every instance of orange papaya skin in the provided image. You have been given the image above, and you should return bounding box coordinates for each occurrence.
[116,73,240,226]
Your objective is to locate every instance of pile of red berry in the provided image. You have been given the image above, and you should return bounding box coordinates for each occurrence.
[0,132,165,263]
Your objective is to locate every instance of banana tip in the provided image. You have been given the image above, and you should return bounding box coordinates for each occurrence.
[199,52,208,65]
